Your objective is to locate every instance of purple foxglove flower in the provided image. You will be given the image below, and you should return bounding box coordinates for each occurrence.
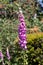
[20,40,27,44]
[19,18,25,22]
[0,51,3,61]
[19,34,26,40]
[18,7,27,49]
[0,50,4,65]
[6,48,10,60]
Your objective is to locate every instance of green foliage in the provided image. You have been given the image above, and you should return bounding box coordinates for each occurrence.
[0,0,9,4]
[0,18,18,65]
[26,18,43,32]
[0,0,43,65]
[26,33,43,65]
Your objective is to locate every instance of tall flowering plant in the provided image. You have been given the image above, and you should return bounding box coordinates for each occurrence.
[0,50,4,65]
[6,47,10,61]
[18,7,27,49]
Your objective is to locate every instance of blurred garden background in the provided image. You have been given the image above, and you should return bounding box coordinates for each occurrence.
[0,0,43,65]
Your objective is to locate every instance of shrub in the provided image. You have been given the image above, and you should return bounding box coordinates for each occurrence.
[26,33,43,65]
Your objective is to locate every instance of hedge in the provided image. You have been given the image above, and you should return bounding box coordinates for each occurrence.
[26,33,43,65]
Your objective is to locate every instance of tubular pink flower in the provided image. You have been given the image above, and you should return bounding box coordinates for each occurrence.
[18,7,27,49]
[0,50,4,65]
[0,51,3,60]
[6,48,10,60]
